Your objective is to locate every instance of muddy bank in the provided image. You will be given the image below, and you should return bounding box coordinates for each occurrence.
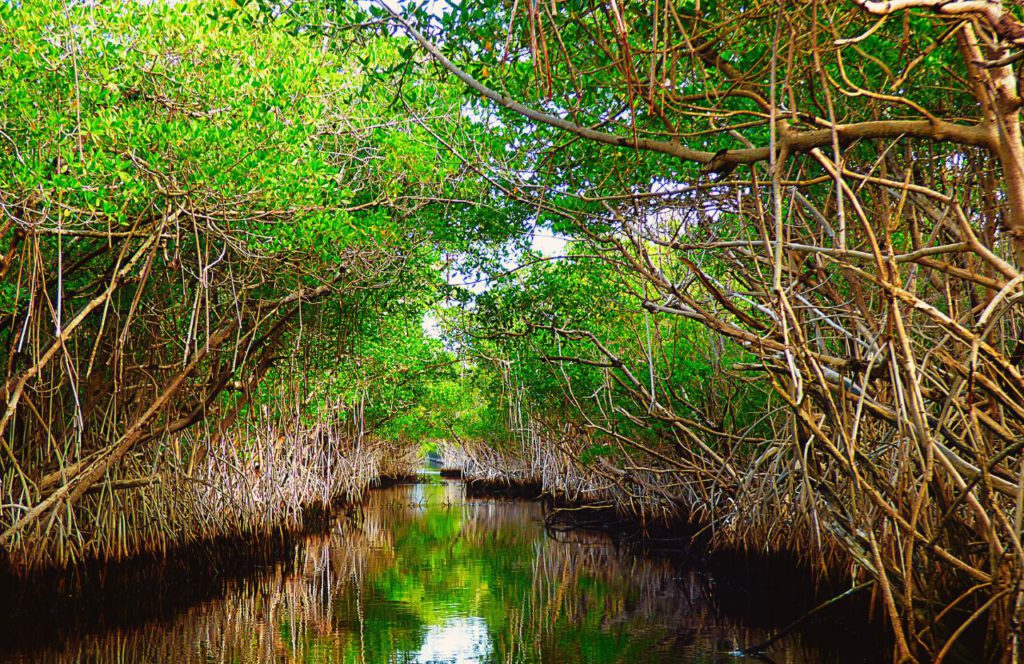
[464,476,543,499]
[372,473,428,487]
[0,494,364,653]
[0,531,296,651]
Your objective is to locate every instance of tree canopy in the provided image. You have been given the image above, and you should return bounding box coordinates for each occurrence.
[3,1,1024,660]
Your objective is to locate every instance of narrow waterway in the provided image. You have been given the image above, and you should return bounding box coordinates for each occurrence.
[1,477,881,663]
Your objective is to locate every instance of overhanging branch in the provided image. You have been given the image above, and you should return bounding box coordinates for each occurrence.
[382,3,996,171]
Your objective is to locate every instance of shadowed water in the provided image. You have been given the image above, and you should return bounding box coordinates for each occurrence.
[0,478,880,663]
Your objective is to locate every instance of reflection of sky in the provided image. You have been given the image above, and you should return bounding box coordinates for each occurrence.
[412,617,491,663]
[408,480,463,510]
[410,482,426,505]
[422,227,569,339]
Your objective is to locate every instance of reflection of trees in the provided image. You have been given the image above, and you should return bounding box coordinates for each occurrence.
[11,484,863,663]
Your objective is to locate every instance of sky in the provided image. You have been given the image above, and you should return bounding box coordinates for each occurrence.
[421,226,569,339]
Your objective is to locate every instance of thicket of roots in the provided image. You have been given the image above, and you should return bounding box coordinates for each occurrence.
[2,404,419,572]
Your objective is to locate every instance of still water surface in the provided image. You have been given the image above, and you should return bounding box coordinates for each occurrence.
[2,478,879,663]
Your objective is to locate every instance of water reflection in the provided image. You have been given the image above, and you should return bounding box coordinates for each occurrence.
[413,617,491,663]
[0,481,877,663]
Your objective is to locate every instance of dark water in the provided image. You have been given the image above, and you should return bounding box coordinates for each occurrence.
[1,477,881,663]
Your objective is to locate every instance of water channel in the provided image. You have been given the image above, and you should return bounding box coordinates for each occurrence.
[1,475,882,663]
